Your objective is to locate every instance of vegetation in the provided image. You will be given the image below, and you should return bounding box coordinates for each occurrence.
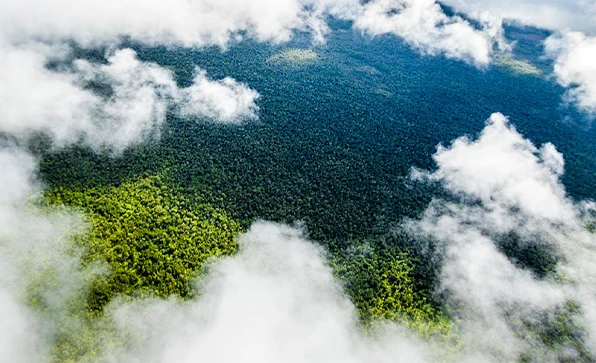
[332,245,450,337]
[267,48,319,66]
[44,175,241,312]
[32,20,596,362]
[494,54,542,77]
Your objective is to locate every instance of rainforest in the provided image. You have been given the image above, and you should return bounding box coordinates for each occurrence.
[2,1,596,363]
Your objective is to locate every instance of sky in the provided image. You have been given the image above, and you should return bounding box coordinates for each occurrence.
[443,0,596,34]
[1,1,596,362]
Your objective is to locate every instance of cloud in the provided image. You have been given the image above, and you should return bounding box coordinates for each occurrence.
[0,290,38,363]
[354,0,505,67]
[411,113,575,224]
[441,0,596,34]
[407,202,569,361]
[0,148,43,363]
[177,69,259,124]
[408,112,596,360]
[545,32,596,116]
[0,46,258,152]
[2,0,596,361]
[0,0,360,48]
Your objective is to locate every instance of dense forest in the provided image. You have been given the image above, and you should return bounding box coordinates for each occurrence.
[31,19,596,362]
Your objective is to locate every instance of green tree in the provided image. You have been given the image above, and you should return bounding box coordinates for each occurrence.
[45,175,242,312]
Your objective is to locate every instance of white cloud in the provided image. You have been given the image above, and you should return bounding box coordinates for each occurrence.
[408,203,568,360]
[412,113,575,224]
[0,290,38,363]
[0,47,259,152]
[354,0,505,66]
[0,149,42,363]
[439,1,596,116]
[409,112,596,359]
[177,69,259,124]
[0,0,360,47]
[545,32,596,116]
[0,147,104,363]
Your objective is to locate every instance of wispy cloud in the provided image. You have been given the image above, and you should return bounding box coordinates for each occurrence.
[0,47,259,152]
[0,146,104,362]
[354,0,505,67]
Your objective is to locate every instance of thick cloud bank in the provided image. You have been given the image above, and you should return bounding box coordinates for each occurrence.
[0,0,498,65]
[0,0,360,47]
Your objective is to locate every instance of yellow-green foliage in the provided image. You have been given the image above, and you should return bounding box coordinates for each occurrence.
[267,48,319,66]
[332,248,451,338]
[495,55,541,77]
[45,176,242,312]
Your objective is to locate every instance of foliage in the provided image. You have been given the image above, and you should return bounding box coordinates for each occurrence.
[266,48,319,66]
[44,175,242,312]
[39,23,596,254]
[332,244,450,338]
[521,301,594,363]
[33,20,596,361]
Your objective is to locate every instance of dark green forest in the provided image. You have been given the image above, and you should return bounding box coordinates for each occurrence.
[32,20,596,362]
